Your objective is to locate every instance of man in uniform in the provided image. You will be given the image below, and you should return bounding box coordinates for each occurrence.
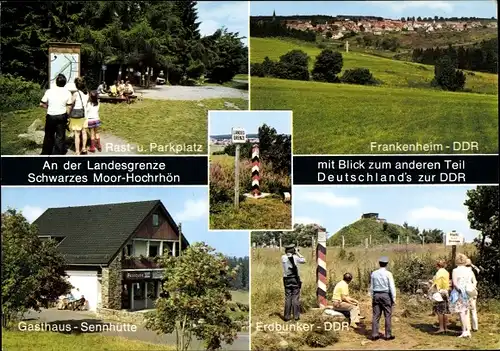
[370,256,396,340]
[281,244,306,321]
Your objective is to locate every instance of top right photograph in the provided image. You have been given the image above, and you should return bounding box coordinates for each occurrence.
[249,1,498,155]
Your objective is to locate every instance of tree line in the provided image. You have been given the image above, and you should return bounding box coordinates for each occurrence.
[1,1,247,89]
[412,39,498,74]
[250,20,316,42]
[226,256,249,290]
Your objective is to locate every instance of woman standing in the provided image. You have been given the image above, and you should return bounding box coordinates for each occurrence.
[431,259,450,333]
[466,258,479,332]
[68,77,89,155]
[449,253,474,338]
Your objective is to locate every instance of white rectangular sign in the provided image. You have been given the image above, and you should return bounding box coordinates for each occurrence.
[317,231,327,244]
[231,128,246,144]
[446,231,464,246]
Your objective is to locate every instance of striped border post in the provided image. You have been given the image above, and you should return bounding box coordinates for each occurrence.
[317,230,327,308]
[251,144,261,197]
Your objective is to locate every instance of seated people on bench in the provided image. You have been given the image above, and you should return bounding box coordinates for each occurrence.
[331,273,363,328]
[117,80,125,97]
[124,81,134,95]
[109,81,119,97]
[97,82,108,95]
[74,295,87,310]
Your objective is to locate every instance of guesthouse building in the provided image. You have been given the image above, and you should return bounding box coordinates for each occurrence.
[33,200,188,312]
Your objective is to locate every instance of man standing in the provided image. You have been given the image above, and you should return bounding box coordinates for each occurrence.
[370,256,396,340]
[331,273,363,328]
[281,244,306,321]
[40,74,73,155]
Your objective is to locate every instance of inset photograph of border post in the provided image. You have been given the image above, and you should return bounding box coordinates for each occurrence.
[249,1,498,154]
[208,110,293,230]
[1,1,249,156]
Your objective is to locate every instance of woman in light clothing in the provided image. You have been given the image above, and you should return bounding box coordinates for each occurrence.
[68,77,89,154]
[465,258,479,332]
[86,90,102,152]
[431,259,450,333]
[449,253,474,338]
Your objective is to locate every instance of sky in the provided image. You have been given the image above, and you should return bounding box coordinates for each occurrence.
[293,185,483,242]
[209,111,292,136]
[1,187,249,258]
[251,1,497,20]
[197,1,249,46]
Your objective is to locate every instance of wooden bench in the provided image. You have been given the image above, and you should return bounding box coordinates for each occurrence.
[99,95,138,103]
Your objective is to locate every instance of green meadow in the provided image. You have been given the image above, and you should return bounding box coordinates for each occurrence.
[250,38,498,154]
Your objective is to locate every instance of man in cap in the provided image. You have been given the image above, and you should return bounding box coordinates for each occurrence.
[281,244,306,321]
[370,256,396,340]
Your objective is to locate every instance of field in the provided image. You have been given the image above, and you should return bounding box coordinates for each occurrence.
[209,154,292,230]
[2,330,174,351]
[250,37,498,154]
[1,98,248,155]
[251,244,500,350]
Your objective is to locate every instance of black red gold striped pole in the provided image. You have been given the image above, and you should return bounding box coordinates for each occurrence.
[317,230,327,308]
[251,144,261,197]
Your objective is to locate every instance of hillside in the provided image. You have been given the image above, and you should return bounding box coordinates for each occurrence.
[327,218,411,246]
[250,37,497,94]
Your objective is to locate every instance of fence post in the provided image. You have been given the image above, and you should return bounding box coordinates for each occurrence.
[251,144,261,197]
[317,231,327,308]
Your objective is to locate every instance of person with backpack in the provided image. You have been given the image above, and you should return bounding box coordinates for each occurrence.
[68,77,89,154]
[281,244,306,321]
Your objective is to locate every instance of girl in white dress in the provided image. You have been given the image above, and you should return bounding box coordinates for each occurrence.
[449,253,474,338]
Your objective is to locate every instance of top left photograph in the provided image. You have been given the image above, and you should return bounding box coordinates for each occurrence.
[1,1,249,156]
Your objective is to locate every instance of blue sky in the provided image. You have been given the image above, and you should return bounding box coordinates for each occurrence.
[209,111,292,136]
[1,187,249,258]
[251,1,497,19]
[197,1,249,46]
[293,185,483,242]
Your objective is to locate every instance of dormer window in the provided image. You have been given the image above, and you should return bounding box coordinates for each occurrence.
[152,214,159,227]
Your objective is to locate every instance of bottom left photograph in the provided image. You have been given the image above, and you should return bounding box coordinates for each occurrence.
[1,186,249,351]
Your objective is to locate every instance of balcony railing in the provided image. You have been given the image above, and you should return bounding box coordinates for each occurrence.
[121,255,162,269]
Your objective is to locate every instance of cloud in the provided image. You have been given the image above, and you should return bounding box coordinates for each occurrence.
[408,206,466,221]
[294,216,323,226]
[21,206,45,223]
[197,1,248,39]
[368,1,454,13]
[175,199,208,222]
[298,191,360,207]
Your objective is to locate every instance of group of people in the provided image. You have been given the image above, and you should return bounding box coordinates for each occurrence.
[97,80,134,99]
[40,74,102,155]
[281,246,480,341]
[57,290,87,311]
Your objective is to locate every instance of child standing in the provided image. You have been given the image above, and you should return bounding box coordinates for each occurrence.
[86,90,102,152]
[68,77,89,155]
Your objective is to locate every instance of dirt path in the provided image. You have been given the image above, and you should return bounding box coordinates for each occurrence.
[137,85,248,100]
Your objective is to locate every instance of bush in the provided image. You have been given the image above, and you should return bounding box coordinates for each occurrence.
[186,60,206,80]
[302,314,339,347]
[274,63,309,81]
[279,50,309,68]
[250,63,266,77]
[312,49,343,83]
[340,68,378,85]
[0,74,43,112]
[392,253,440,294]
[432,56,466,91]
[168,65,184,85]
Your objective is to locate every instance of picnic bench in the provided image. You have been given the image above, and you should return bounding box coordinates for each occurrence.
[98,94,138,104]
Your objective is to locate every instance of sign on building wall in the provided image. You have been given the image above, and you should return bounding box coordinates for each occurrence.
[123,270,164,280]
[48,42,81,91]
[231,128,246,144]
[446,231,464,246]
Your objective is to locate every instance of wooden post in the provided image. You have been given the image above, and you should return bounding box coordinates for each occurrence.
[365,238,368,249]
[178,223,182,256]
[407,236,409,245]
[345,40,349,52]
[369,234,372,246]
[234,144,240,209]
[422,234,425,246]
[451,245,457,270]
[398,235,400,245]
[342,235,345,249]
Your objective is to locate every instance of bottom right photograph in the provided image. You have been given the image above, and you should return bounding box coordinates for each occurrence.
[250,185,499,350]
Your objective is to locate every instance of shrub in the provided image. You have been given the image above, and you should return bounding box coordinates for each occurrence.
[340,68,378,85]
[167,65,184,85]
[432,56,466,91]
[392,253,439,294]
[338,248,347,260]
[279,49,309,68]
[0,74,43,112]
[312,49,343,83]
[302,314,339,347]
[186,60,206,80]
[274,63,309,81]
[250,63,266,77]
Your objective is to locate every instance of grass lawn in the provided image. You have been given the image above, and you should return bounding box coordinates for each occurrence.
[251,37,498,94]
[251,245,500,350]
[251,77,498,154]
[2,330,174,351]
[210,196,292,230]
[1,98,247,155]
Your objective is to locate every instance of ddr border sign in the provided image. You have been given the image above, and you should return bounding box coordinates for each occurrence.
[446,231,464,246]
[231,128,246,144]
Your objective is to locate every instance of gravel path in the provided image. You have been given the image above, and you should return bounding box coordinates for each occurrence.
[24,309,249,350]
[137,85,248,101]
